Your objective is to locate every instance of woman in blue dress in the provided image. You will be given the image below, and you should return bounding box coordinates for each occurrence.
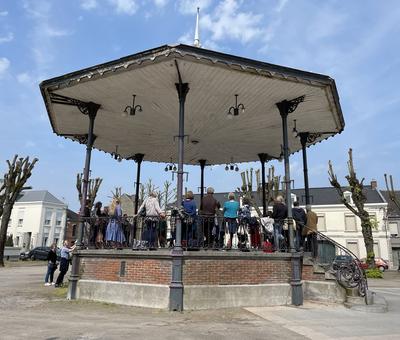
[105,198,126,248]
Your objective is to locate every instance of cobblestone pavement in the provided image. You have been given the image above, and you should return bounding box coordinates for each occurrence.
[1,264,399,340]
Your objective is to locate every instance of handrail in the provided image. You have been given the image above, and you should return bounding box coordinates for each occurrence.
[302,223,368,299]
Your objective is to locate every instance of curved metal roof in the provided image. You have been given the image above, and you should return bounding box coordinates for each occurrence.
[40,44,344,165]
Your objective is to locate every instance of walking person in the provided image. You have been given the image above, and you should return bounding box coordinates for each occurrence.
[44,243,58,286]
[292,201,307,251]
[272,196,288,252]
[223,192,240,249]
[55,240,76,288]
[305,205,318,258]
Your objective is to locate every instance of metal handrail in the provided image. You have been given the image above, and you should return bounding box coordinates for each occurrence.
[301,222,368,298]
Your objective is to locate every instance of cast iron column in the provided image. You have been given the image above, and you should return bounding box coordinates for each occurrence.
[170,81,189,311]
[133,153,144,242]
[298,133,310,206]
[276,96,304,306]
[69,101,100,300]
[199,159,206,210]
[258,153,268,217]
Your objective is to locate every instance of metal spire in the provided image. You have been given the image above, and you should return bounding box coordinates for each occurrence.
[194,7,201,48]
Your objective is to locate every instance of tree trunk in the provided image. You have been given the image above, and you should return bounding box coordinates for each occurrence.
[0,204,12,267]
[360,215,375,267]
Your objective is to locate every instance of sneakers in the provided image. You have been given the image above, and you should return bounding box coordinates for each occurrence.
[44,282,51,286]
[51,282,55,285]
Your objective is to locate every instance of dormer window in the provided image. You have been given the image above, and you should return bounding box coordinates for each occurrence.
[343,191,353,204]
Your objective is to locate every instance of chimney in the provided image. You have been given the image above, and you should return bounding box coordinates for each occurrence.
[371,179,377,190]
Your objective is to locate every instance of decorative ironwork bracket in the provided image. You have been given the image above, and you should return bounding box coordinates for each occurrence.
[60,133,97,145]
[276,95,305,116]
[49,92,100,117]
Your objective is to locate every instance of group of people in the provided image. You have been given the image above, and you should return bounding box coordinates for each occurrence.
[79,190,318,254]
[85,199,132,249]
[44,240,76,287]
[271,195,318,255]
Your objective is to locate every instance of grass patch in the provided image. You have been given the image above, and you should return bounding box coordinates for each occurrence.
[365,268,383,278]
[53,286,68,298]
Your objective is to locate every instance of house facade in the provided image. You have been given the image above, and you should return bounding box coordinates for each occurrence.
[381,190,400,269]
[6,190,67,250]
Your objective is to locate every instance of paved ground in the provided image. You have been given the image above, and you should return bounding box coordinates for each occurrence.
[0,263,399,340]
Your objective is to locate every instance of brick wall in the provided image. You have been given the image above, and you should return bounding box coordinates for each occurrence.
[80,257,171,285]
[77,251,323,286]
[183,258,292,285]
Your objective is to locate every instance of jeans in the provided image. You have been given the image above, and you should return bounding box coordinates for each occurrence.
[144,219,158,248]
[273,222,283,251]
[45,262,57,283]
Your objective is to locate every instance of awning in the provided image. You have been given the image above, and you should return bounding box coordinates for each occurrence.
[40,44,344,165]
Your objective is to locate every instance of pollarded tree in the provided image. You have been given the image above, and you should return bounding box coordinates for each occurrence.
[0,155,38,266]
[76,173,103,211]
[328,148,375,267]
[384,174,400,211]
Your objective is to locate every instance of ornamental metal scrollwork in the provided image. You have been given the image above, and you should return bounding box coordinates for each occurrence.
[49,93,100,116]
[306,132,322,143]
[276,95,305,115]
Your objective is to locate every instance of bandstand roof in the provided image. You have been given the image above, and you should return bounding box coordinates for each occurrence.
[40,44,344,165]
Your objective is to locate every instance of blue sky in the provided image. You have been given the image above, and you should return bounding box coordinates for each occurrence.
[0,0,399,211]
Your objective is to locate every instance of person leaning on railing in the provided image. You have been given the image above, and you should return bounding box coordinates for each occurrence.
[200,187,220,248]
[182,190,197,248]
[136,192,165,249]
[223,192,240,249]
[304,205,318,258]
[271,195,288,252]
[292,201,307,251]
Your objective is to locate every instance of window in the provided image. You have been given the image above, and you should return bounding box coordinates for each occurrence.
[345,214,357,231]
[72,224,77,237]
[343,191,353,204]
[370,213,378,232]
[317,214,326,231]
[346,240,359,258]
[291,193,297,206]
[44,210,52,225]
[42,237,48,246]
[54,238,59,245]
[56,211,63,226]
[373,242,380,258]
[389,222,399,236]
[17,209,24,227]
[16,236,20,246]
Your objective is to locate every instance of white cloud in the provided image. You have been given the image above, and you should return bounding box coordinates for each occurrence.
[178,0,212,15]
[17,73,33,85]
[0,32,13,43]
[153,0,168,8]
[177,31,192,45]
[25,140,36,148]
[0,57,10,77]
[201,0,264,44]
[81,0,98,10]
[108,0,138,15]
[0,11,8,16]
[275,0,289,13]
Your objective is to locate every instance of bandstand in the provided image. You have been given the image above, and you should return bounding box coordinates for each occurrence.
[40,44,345,311]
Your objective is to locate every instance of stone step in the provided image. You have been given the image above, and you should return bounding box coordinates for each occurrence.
[325,271,337,280]
[346,295,365,304]
[346,287,360,297]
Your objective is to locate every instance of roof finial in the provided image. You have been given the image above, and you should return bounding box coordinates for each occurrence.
[194,7,201,48]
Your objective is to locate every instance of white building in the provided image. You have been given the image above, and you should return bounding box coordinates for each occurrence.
[6,190,67,250]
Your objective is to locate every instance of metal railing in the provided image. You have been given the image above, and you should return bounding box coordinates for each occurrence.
[71,211,275,252]
[302,223,368,298]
